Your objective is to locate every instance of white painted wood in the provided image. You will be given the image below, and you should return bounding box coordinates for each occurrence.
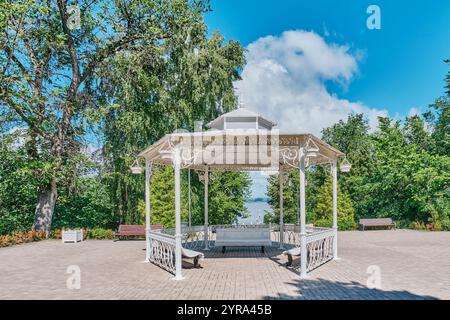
[62,229,83,243]
[204,167,210,250]
[145,160,152,261]
[147,230,176,274]
[299,147,307,278]
[173,149,184,280]
[182,248,204,260]
[332,160,339,260]
[215,228,272,247]
[279,172,284,249]
[188,168,191,228]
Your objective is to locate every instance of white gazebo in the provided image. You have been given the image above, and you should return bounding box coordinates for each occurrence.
[136,107,346,280]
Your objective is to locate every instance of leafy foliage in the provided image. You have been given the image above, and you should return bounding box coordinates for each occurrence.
[137,169,252,228]
[0,0,248,233]
[313,176,356,230]
[98,1,246,227]
[201,171,252,225]
[319,110,449,230]
[0,1,448,236]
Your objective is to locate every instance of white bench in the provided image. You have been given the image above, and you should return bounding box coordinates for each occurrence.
[215,227,272,253]
[283,247,301,266]
[182,248,204,268]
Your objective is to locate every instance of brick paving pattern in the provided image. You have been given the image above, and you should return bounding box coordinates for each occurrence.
[0,230,448,300]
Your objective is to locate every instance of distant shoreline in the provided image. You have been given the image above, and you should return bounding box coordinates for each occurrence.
[247,197,270,203]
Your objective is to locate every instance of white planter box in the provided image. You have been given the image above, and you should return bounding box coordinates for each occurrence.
[62,229,83,243]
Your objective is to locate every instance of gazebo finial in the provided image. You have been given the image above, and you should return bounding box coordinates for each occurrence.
[238,92,245,109]
[233,85,245,109]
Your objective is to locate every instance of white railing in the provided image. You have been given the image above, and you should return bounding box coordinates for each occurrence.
[148,230,176,274]
[182,226,208,250]
[149,224,335,275]
[272,224,317,247]
[271,224,335,271]
[305,228,335,271]
[163,225,212,249]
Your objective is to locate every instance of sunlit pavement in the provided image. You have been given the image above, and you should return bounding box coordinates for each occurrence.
[0,230,448,300]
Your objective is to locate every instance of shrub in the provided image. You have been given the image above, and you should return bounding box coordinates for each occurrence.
[0,228,115,248]
[0,231,46,248]
[441,219,450,231]
[49,228,114,240]
[49,229,62,239]
[85,228,114,240]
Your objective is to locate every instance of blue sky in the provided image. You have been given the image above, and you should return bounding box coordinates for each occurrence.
[205,0,450,199]
[205,0,450,117]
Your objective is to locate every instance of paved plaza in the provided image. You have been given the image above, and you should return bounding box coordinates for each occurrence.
[0,230,449,300]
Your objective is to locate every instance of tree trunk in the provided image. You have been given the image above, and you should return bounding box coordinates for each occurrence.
[32,176,58,234]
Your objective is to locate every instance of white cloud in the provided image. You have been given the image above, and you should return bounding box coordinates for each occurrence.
[408,107,421,117]
[236,30,388,136]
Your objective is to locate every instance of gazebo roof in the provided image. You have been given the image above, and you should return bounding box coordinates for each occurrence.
[138,107,344,171]
[207,107,277,130]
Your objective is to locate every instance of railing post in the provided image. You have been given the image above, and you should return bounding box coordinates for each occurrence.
[173,148,184,280]
[145,160,152,262]
[279,171,284,249]
[299,146,307,278]
[203,167,210,250]
[332,160,339,260]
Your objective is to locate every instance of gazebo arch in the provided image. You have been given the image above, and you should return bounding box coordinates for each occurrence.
[136,107,345,280]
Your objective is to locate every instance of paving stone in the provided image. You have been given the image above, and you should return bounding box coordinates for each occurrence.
[0,230,448,299]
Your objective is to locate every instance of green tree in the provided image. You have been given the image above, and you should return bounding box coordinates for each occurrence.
[313,176,356,230]
[1,0,213,232]
[0,129,111,234]
[370,117,450,227]
[0,130,42,234]
[403,115,433,152]
[264,169,327,225]
[137,169,251,228]
[425,97,450,156]
[204,171,251,225]
[142,166,188,228]
[98,2,245,226]
[321,114,377,219]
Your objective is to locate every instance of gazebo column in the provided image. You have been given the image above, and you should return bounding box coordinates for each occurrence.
[299,147,307,278]
[332,160,339,260]
[203,167,210,250]
[188,169,191,228]
[145,160,152,262]
[279,171,284,249]
[173,149,184,280]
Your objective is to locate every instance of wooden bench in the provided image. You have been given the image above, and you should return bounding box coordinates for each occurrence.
[215,227,272,253]
[114,224,163,240]
[359,218,395,231]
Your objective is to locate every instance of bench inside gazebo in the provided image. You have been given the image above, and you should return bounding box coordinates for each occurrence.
[134,107,349,280]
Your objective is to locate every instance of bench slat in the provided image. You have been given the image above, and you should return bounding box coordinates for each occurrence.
[359,218,395,230]
[215,228,272,248]
[114,224,163,239]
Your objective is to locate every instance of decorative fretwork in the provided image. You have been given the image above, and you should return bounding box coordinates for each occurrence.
[182,226,207,250]
[277,224,301,247]
[279,148,299,168]
[148,231,176,274]
[306,229,334,272]
[279,135,303,146]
